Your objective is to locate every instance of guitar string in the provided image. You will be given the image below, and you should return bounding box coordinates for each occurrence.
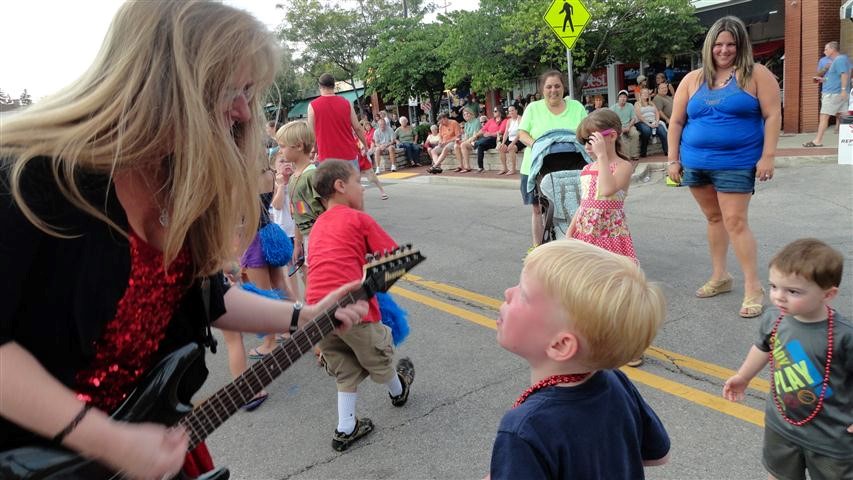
[182,291,361,445]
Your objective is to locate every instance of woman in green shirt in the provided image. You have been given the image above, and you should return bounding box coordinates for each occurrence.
[517,70,588,247]
[394,116,421,167]
[453,107,481,173]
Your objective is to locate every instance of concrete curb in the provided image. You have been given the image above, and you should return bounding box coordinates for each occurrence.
[628,155,841,183]
[400,155,843,190]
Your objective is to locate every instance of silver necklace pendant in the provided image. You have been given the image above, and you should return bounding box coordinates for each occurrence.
[158,208,169,227]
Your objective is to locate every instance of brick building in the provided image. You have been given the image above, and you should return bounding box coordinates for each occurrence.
[698,0,852,133]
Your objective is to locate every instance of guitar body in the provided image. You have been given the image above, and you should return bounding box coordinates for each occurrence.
[0,344,228,480]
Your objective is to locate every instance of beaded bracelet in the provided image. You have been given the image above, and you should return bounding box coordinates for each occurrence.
[53,404,92,444]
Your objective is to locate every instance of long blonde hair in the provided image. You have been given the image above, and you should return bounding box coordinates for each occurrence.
[701,16,753,90]
[1,1,279,276]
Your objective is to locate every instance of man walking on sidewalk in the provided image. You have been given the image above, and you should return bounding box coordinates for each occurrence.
[804,42,851,148]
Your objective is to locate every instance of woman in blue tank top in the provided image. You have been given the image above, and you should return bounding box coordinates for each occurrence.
[666,16,781,319]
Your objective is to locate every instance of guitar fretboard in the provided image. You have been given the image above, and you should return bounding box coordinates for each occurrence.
[180,290,366,447]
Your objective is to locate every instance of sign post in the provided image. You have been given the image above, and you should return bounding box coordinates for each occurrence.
[543,0,590,99]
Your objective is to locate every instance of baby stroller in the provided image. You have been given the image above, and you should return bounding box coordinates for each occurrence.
[526,129,593,244]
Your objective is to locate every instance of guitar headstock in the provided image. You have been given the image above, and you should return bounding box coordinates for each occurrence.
[361,244,425,297]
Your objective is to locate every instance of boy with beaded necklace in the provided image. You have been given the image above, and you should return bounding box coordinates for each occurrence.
[488,240,670,479]
[724,238,853,480]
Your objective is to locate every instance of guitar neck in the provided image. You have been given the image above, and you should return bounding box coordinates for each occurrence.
[180,289,368,447]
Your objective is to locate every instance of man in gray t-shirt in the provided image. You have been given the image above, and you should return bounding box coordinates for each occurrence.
[608,90,639,160]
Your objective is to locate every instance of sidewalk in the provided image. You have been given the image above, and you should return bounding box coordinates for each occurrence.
[380,131,844,188]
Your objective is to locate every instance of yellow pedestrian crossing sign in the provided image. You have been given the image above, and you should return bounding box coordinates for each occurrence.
[543,0,591,50]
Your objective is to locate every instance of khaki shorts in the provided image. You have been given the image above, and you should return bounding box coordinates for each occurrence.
[762,427,853,480]
[820,93,847,116]
[319,322,395,391]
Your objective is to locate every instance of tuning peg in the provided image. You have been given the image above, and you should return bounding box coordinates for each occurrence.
[365,253,375,263]
[405,243,412,250]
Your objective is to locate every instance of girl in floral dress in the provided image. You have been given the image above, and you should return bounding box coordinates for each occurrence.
[568,110,644,366]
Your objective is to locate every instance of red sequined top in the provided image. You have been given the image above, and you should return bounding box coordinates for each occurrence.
[75,231,192,412]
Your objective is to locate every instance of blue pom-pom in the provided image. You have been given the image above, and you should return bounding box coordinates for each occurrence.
[258,223,293,267]
[241,282,286,338]
[377,292,409,346]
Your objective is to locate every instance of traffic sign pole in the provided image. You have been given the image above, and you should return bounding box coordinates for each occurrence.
[566,48,574,100]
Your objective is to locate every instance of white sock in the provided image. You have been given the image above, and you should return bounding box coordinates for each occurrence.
[337,392,358,434]
[386,374,403,397]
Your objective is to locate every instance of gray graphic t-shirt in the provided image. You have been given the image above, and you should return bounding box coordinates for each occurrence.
[755,307,853,459]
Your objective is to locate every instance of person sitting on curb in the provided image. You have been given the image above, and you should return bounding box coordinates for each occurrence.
[609,90,640,162]
[453,108,481,173]
[372,118,398,173]
[634,87,669,157]
[473,106,507,173]
[427,112,461,174]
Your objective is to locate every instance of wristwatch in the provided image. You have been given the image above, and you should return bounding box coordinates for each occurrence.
[290,301,303,334]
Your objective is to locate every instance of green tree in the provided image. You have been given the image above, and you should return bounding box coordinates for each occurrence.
[277,0,431,113]
[361,19,448,118]
[502,0,703,98]
[438,8,522,93]
[263,43,307,122]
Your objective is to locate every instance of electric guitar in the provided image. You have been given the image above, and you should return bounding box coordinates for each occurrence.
[0,246,425,479]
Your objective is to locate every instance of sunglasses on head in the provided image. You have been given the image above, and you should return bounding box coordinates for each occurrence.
[579,128,615,144]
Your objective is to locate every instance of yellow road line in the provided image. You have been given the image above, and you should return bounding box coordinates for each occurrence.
[392,283,765,427]
[377,172,418,179]
[403,274,503,309]
[645,346,770,393]
[400,276,769,393]
[391,285,496,330]
[620,367,764,427]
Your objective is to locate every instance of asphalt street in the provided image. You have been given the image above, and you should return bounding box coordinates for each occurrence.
[198,162,852,479]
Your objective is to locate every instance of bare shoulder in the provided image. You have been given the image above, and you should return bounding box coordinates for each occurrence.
[677,69,703,97]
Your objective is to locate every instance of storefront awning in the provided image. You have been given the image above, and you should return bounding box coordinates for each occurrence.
[695,0,783,27]
[286,88,365,119]
[752,39,784,58]
[338,88,365,103]
[287,99,311,119]
[842,0,853,19]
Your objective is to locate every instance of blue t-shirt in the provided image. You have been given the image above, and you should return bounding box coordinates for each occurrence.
[490,370,670,480]
[680,79,764,170]
[822,55,852,94]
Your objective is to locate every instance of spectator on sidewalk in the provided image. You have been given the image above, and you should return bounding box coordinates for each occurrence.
[609,90,640,161]
[372,118,397,173]
[454,107,481,173]
[652,72,675,98]
[394,116,421,167]
[498,105,524,175]
[804,42,851,147]
[634,87,668,157]
[307,73,369,166]
[652,83,673,124]
[473,106,507,173]
[427,113,461,174]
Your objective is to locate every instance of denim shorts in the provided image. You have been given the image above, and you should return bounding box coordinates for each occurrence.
[519,174,540,205]
[680,166,755,193]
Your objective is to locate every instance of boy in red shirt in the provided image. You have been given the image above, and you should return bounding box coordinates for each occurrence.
[306,160,415,451]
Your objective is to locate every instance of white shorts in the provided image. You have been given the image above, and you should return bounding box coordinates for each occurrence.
[820,93,847,116]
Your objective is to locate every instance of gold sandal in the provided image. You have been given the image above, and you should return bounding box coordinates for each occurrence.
[739,288,765,318]
[695,274,734,298]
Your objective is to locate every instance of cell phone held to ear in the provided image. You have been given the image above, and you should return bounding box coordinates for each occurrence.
[288,256,305,277]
